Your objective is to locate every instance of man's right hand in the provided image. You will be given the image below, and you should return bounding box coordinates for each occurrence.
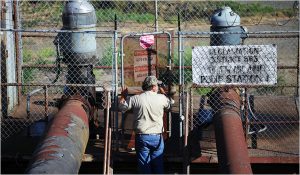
[121,86,128,99]
[159,86,167,95]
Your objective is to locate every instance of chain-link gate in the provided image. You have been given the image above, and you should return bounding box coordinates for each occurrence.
[178,31,299,162]
[118,31,176,151]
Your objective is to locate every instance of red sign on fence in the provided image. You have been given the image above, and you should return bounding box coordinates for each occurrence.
[133,50,156,82]
[139,35,155,49]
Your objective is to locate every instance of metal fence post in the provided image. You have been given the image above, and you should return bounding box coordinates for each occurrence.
[13,0,21,105]
[103,91,111,174]
[113,16,119,151]
[183,89,190,174]
[178,29,184,151]
[155,0,158,32]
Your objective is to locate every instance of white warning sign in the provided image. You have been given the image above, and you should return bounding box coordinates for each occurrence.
[192,45,277,86]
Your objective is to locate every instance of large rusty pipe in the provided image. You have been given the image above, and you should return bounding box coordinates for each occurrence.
[25,97,90,174]
[210,88,252,174]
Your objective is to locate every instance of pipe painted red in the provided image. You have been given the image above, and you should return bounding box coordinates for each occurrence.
[210,88,253,174]
[25,97,90,174]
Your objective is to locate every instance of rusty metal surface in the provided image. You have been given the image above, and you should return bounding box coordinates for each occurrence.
[210,88,253,174]
[25,98,90,174]
[103,92,111,174]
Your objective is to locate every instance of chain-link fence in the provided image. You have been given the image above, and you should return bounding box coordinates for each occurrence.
[180,31,299,158]
[15,1,299,32]
[1,28,118,141]
[1,0,299,165]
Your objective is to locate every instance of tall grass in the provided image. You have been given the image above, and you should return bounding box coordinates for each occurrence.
[21,1,63,28]
[22,47,56,85]
[96,9,155,24]
[20,1,294,27]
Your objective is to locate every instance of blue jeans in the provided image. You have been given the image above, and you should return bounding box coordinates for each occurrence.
[135,134,164,174]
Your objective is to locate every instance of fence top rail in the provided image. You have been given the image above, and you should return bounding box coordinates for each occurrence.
[122,31,171,37]
[190,84,299,89]
[178,30,300,35]
[0,28,117,34]
[1,83,107,88]
[2,28,299,36]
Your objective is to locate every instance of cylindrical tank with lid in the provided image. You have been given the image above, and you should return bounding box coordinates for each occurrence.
[57,0,97,64]
[210,6,247,46]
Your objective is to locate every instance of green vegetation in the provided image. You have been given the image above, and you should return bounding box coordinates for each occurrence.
[37,48,55,59]
[223,1,296,17]
[20,1,294,27]
[171,42,213,95]
[97,46,117,67]
[222,1,275,16]
[23,49,34,63]
[23,47,55,65]
[96,1,295,24]
[22,68,37,85]
[96,9,155,24]
[173,40,208,66]
[22,47,56,85]
[21,1,63,28]
[195,87,212,96]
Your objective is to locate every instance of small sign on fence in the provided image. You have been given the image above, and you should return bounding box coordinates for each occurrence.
[134,50,156,82]
[192,45,277,86]
[140,35,155,49]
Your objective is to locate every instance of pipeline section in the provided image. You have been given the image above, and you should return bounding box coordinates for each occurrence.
[25,97,90,174]
[26,0,97,174]
[209,88,252,174]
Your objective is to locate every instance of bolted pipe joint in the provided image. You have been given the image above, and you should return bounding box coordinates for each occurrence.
[209,88,241,116]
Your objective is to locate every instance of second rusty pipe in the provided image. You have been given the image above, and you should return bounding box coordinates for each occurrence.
[25,97,90,174]
[209,88,252,174]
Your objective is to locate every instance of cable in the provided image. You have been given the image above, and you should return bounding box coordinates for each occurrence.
[274,2,299,26]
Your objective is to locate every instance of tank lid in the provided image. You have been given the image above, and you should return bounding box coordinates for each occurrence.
[63,0,95,14]
[210,6,240,27]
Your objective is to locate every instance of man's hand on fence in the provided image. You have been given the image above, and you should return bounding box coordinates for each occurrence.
[120,86,128,103]
[159,86,167,95]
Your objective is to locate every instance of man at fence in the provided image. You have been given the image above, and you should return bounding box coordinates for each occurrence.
[119,75,174,174]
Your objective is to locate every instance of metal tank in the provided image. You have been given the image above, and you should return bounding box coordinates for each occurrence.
[210,6,247,46]
[58,0,97,64]
[56,0,97,99]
